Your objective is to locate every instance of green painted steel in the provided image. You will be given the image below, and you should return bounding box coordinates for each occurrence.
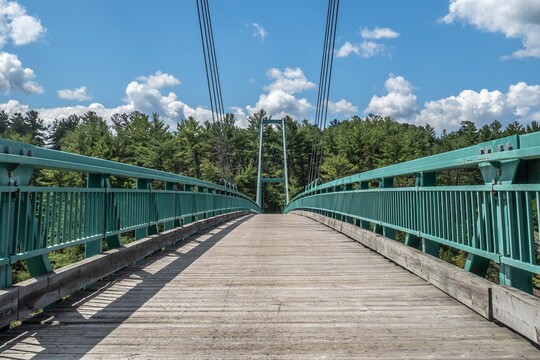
[286,133,540,293]
[0,138,259,288]
[256,118,290,208]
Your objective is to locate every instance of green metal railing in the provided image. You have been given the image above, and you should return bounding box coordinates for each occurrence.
[0,138,259,287]
[286,133,540,293]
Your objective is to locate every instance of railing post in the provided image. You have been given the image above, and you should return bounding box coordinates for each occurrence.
[84,174,108,258]
[375,178,395,239]
[417,172,439,257]
[358,181,370,230]
[184,184,194,224]
[135,179,158,240]
[1,160,49,286]
[487,156,534,293]
[0,181,13,287]
[9,161,54,277]
[164,182,176,231]
[344,184,354,224]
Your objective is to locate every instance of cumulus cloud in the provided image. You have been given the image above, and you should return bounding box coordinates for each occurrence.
[365,75,418,118]
[441,0,540,59]
[57,86,92,102]
[337,26,398,58]
[328,99,358,115]
[415,82,540,129]
[0,71,223,127]
[250,23,268,40]
[247,67,315,118]
[360,27,400,40]
[0,51,42,93]
[336,42,360,57]
[360,41,387,58]
[365,74,540,131]
[0,0,45,46]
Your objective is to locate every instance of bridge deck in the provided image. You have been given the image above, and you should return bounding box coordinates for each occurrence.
[0,214,538,359]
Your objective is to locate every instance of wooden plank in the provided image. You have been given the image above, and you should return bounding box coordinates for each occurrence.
[0,214,537,359]
[492,285,540,345]
[0,288,17,328]
[0,210,250,327]
[294,210,493,319]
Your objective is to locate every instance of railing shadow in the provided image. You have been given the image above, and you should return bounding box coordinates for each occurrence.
[0,215,253,359]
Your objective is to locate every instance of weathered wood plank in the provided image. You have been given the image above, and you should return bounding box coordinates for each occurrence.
[0,210,251,328]
[0,214,537,359]
[492,285,540,345]
[295,211,493,319]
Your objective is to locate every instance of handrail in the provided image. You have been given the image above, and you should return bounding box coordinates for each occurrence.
[0,138,247,197]
[286,132,540,294]
[296,133,540,197]
[0,138,260,288]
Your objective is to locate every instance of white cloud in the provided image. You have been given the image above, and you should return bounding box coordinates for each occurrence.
[0,51,42,93]
[0,0,45,47]
[328,99,358,115]
[365,75,418,118]
[57,86,92,102]
[360,41,387,58]
[441,0,540,59]
[0,71,217,127]
[336,40,387,58]
[247,67,315,118]
[0,98,27,113]
[364,74,540,131]
[415,82,540,129]
[336,41,359,58]
[360,27,400,40]
[250,23,268,41]
[264,67,316,93]
[231,106,248,128]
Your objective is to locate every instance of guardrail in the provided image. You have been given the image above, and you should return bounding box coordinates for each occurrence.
[285,133,540,294]
[0,138,260,288]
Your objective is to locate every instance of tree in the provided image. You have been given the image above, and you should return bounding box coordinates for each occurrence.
[49,115,80,150]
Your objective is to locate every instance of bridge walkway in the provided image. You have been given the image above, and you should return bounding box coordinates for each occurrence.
[0,214,538,359]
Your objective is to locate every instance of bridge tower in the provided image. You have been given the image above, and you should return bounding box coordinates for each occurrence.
[256,118,289,210]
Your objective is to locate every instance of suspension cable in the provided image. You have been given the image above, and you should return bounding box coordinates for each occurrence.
[308,0,340,186]
[196,0,231,180]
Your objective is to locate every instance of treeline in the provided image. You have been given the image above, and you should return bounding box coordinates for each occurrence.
[1,109,539,211]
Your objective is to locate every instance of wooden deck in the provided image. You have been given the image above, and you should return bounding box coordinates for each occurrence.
[0,214,538,359]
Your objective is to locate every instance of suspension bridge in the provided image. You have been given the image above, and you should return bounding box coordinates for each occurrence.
[0,0,539,358]
[0,132,539,358]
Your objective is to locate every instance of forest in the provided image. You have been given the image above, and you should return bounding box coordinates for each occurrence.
[1,109,539,287]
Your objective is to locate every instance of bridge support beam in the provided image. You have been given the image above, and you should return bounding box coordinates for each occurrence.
[464,253,490,277]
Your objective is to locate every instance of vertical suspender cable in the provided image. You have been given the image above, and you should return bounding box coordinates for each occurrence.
[196,0,216,123]
[308,0,340,186]
[314,0,340,182]
[308,0,333,185]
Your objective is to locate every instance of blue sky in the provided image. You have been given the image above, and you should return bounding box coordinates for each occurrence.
[0,0,539,131]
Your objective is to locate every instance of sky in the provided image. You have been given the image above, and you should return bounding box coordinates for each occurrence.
[0,0,539,131]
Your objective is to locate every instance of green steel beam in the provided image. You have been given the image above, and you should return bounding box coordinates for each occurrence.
[261,178,286,183]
